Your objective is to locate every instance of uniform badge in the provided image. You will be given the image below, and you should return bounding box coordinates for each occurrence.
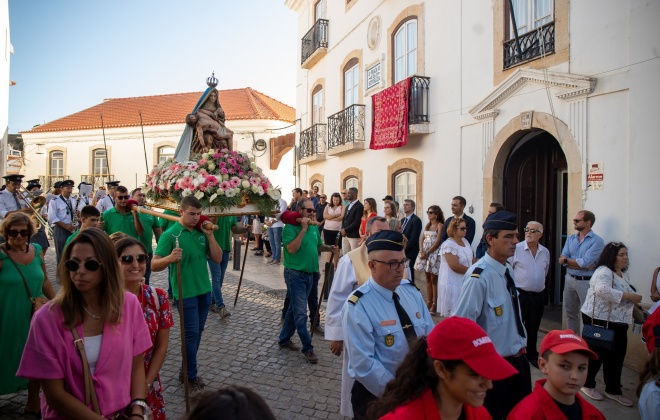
[385,334,394,347]
[380,320,396,326]
[494,306,503,316]
[416,312,421,319]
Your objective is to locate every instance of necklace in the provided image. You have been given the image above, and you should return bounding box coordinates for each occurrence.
[82,305,101,320]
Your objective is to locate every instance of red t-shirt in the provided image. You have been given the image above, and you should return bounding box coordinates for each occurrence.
[508,379,606,420]
[360,212,377,236]
[380,388,492,419]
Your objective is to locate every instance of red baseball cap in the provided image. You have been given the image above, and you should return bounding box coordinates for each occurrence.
[426,317,517,381]
[642,309,660,353]
[540,330,598,359]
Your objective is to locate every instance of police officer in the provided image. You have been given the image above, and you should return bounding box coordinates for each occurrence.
[48,179,77,264]
[96,180,120,213]
[342,230,434,420]
[0,174,30,221]
[453,211,531,419]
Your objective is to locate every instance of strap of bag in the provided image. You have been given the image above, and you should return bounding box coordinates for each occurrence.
[1,244,36,306]
[590,272,614,329]
[149,285,160,312]
[70,327,101,415]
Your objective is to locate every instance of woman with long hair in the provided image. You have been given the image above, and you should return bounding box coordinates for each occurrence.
[579,242,642,406]
[358,198,377,245]
[116,237,173,420]
[438,218,475,317]
[0,213,55,416]
[384,201,401,231]
[368,317,516,419]
[323,193,345,267]
[413,205,444,315]
[17,228,152,419]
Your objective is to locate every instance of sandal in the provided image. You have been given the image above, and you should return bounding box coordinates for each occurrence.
[426,300,432,310]
[429,304,437,316]
[254,250,264,256]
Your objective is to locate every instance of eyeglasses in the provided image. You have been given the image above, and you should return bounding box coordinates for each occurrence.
[372,259,410,270]
[303,208,316,213]
[524,227,541,234]
[116,195,130,200]
[120,254,149,265]
[64,259,102,272]
[7,229,29,237]
[426,211,436,214]
[573,219,583,223]
[457,227,467,231]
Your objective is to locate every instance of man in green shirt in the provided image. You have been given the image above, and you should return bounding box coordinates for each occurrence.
[101,186,144,239]
[131,188,162,285]
[278,199,336,364]
[64,205,102,250]
[151,196,222,392]
[157,208,182,298]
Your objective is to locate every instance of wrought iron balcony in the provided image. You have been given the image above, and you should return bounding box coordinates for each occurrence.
[299,124,327,161]
[409,76,430,125]
[503,22,555,69]
[301,19,328,68]
[81,174,115,189]
[327,105,365,152]
[39,175,69,190]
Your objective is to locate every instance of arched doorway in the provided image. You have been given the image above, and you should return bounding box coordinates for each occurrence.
[503,130,567,306]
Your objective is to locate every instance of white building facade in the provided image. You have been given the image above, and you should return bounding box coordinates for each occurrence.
[1,0,11,178]
[285,0,660,309]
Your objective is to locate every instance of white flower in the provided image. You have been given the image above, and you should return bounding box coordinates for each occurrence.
[208,149,216,154]
[222,174,229,181]
[257,186,265,195]
[193,179,200,187]
[184,170,190,176]
[234,187,241,194]
[217,189,225,196]
[209,193,218,202]
[249,162,257,169]
[202,153,209,159]
[251,185,259,193]
[208,163,216,171]
[225,189,236,198]
[194,191,205,200]
[242,180,251,189]
[182,189,192,197]
[268,188,281,200]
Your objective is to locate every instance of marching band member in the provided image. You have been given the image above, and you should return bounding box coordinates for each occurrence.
[47,179,77,264]
[0,174,30,222]
[96,180,120,213]
[25,179,50,256]
[76,181,93,212]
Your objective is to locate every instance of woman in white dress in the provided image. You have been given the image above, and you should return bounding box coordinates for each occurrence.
[438,218,475,317]
[414,205,444,315]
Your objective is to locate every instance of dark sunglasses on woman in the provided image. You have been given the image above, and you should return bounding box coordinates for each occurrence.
[64,260,102,272]
[120,254,149,265]
[7,229,29,237]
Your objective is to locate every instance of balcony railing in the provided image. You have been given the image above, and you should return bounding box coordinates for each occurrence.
[81,174,115,189]
[299,124,327,159]
[503,22,555,69]
[301,19,328,65]
[409,76,430,124]
[39,175,69,190]
[327,104,365,149]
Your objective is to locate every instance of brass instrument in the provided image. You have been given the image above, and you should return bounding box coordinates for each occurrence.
[20,187,54,237]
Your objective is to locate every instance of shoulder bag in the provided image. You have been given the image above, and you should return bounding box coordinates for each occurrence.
[581,275,615,350]
[2,245,48,316]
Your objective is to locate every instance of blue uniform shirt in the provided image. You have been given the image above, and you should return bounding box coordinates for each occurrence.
[560,230,604,276]
[453,253,527,357]
[342,278,434,397]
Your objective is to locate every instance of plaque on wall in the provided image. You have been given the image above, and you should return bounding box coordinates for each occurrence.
[520,111,534,129]
[366,62,381,91]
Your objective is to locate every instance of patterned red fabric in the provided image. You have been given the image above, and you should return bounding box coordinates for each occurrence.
[370,78,411,150]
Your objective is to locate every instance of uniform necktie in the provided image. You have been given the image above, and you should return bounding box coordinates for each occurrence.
[12,193,21,209]
[505,269,526,338]
[392,292,416,342]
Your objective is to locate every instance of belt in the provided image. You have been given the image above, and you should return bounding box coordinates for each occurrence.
[517,288,544,295]
[571,275,592,280]
[507,348,527,358]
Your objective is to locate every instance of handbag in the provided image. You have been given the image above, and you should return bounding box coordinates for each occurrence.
[581,276,615,350]
[2,245,48,316]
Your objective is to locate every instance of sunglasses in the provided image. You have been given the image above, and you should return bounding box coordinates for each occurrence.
[64,259,102,272]
[120,254,149,265]
[7,229,29,237]
[116,195,130,200]
[303,208,316,213]
[524,227,541,234]
[426,211,436,214]
[457,227,467,231]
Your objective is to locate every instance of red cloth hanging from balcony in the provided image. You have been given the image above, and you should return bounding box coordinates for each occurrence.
[370,77,410,150]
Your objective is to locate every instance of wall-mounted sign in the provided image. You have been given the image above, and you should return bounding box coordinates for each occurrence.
[587,162,604,190]
[366,62,381,91]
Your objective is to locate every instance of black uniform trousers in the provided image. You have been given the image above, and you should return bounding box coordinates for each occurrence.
[484,352,532,420]
[518,288,545,359]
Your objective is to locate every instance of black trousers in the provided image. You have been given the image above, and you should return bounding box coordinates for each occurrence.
[351,381,377,420]
[518,289,545,359]
[484,352,532,420]
[581,313,629,394]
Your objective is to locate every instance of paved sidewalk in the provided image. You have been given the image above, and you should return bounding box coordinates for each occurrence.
[0,248,644,419]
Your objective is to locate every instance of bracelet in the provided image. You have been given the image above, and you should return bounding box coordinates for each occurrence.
[129,398,148,414]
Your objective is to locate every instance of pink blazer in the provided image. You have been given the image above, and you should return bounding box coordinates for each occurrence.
[17,292,152,419]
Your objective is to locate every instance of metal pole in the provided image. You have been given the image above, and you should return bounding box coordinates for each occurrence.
[233,232,250,307]
[100,115,111,175]
[139,112,149,175]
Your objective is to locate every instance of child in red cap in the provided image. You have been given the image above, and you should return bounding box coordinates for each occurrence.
[508,330,605,419]
[368,316,517,419]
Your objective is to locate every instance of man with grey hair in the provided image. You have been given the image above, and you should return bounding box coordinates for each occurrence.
[509,220,550,368]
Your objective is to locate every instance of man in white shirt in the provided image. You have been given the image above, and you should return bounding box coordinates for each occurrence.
[509,220,550,368]
[265,196,288,265]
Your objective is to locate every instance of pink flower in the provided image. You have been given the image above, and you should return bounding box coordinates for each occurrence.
[174,183,181,191]
[248,171,253,176]
[250,177,260,186]
[220,181,232,190]
[213,153,220,159]
[220,168,228,174]
[199,185,206,191]
[228,158,236,166]
[229,177,241,187]
[238,171,244,176]
[219,161,226,168]
[198,158,207,165]
[205,176,218,186]
[228,167,235,174]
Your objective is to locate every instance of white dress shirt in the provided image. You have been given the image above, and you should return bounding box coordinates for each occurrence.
[509,241,550,292]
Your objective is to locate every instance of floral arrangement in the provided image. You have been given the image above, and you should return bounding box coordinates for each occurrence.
[146,148,281,214]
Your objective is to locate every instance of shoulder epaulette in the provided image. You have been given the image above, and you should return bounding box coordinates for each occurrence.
[471,267,484,278]
[348,290,364,305]
[403,279,420,291]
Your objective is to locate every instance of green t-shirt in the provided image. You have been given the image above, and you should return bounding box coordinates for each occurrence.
[154,223,211,300]
[156,210,180,231]
[102,207,139,239]
[63,229,79,250]
[282,224,322,273]
[212,216,237,251]
[137,209,156,252]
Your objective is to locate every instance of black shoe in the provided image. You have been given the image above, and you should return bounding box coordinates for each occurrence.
[279,340,300,351]
[527,355,539,369]
[304,350,319,364]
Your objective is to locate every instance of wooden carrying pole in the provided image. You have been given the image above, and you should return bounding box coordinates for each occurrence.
[130,205,218,230]
[233,232,250,307]
[172,232,191,413]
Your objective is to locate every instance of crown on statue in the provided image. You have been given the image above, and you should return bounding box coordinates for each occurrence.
[206,72,218,88]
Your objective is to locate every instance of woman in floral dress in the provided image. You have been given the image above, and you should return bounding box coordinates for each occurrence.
[116,237,173,420]
[414,205,444,315]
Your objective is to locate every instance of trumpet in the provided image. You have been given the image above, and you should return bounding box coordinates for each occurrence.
[20,187,54,237]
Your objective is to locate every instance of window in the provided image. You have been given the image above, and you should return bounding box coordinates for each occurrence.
[344,63,359,108]
[394,19,417,83]
[344,177,358,190]
[50,151,63,176]
[93,149,109,175]
[314,0,325,20]
[394,171,416,205]
[312,87,324,125]
[508,0,553,38]
[158,146,175,164]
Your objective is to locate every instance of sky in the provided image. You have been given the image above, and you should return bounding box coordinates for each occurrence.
[7,0,298,133]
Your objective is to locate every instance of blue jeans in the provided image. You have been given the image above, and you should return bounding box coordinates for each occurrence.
[281,271,320,326]
[175,292,211,380]
[278,268,314,353]
[208,251,231,307]
[268,226,282,261]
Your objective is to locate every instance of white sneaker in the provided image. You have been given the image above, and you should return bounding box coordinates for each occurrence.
[604,392,633,407]
[580,387,603,401]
